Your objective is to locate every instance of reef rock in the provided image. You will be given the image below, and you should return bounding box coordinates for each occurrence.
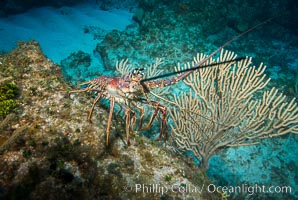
[60,50,91,84]
[0,41,219,200]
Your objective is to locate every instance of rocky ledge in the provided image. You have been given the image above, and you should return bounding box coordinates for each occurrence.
[0,41,218,200]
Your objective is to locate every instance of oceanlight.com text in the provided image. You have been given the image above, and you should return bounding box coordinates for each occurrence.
[207,183,292,196]
[123,183,292,196]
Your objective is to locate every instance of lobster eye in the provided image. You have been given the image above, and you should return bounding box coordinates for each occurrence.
[132,68,145,76]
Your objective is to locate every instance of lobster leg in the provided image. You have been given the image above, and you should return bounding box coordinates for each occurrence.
[125,109,131,145]
[68,87,91,95]
[121,104,136,145]
[87,93,103,122]
[68,80,96,94]
[106,97,115,146]
[130,101,145,130]
[68,79,107,95]
[159,105,168,141]
[138,101,168,141]
[105,100,136,146]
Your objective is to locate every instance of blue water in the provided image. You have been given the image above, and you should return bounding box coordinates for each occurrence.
[1,0,297,199]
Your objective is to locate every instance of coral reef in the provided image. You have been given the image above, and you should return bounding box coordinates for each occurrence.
[60,50,91,85]
[0,41,217,199]
[91,0,297,102]
[169,49,298,170]
[0,0,297,199]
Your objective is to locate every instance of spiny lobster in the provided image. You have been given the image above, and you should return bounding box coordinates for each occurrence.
[69,18,273,146]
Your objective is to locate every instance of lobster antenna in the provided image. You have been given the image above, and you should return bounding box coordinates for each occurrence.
[141,57,245,82]
[141,15,275,83]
